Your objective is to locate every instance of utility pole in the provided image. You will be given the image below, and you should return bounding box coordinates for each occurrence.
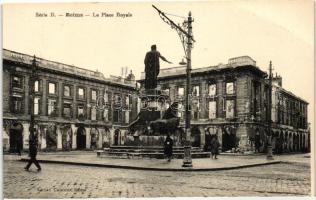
[267,61,274,160]
[183,11,193,167]
[152,5,194,167]
[29,56,38,142]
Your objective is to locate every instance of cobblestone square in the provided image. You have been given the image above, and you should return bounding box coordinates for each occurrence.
[3,155,311,198]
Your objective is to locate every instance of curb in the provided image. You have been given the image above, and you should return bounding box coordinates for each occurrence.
[20,158,282,172]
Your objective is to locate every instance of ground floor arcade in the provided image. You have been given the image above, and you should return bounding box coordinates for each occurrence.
[3,119,129,152]
[188,122,310,153]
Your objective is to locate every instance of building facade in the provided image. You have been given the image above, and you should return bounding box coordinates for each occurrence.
[138,56,310,153]
[271,75,309,153]
[3,49,138,152]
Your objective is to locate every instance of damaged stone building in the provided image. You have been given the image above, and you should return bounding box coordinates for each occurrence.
[3,49,138,152]
[138,56,310,153]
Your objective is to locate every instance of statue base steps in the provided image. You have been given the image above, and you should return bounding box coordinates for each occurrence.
[97,145,210,159]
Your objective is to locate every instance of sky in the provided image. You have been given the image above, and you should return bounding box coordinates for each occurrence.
[3,1,314,127]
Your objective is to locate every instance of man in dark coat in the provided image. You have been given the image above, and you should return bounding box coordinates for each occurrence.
[210,135,220,159]
[254,133,261,153]
[164,134,173,162]
[24,134,41,171]
[144,45,172,90]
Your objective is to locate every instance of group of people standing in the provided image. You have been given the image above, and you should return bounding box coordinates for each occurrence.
[164,133,220,161]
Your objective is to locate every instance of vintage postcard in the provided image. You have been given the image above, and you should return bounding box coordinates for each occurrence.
[2,0,314,198]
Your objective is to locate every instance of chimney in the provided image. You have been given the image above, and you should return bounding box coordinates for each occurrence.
[272,73,282,87]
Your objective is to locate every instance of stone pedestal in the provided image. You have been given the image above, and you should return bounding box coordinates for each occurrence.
[182,146,193,167]
[139,89,169,113]
[127,89,173,146]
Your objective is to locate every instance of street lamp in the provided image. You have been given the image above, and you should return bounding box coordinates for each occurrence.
[266,61,274,160]
[179,58,187,65]
[152,5,195,167]
[182,11,193,167]
[29,55,39,142]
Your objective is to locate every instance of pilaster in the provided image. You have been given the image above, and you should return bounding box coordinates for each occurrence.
[71,124,77,149]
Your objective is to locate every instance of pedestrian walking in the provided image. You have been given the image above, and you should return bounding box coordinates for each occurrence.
[17,137,22,156]
[164,134,173,162]
[210,134,220,159]
[24,134,41,171]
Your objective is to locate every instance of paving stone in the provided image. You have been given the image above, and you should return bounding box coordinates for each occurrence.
[3,154,311,198]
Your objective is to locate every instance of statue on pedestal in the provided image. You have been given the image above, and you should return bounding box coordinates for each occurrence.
[144,45,172,90]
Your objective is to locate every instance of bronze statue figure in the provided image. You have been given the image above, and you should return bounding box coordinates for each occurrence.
[144,45,172,90]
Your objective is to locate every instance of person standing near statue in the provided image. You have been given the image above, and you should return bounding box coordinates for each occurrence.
[164,134,174,162]
[210,134,220,159]
[144,45,172,90]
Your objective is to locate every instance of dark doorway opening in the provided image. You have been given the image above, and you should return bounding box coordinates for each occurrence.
[77,126,86,150]
[222,127,237,152]
[9,123,23,153]
[114,129,120,145]
[191,126,201,147]
[46,125,57,150]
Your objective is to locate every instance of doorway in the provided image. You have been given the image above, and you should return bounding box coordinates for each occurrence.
[46,125,57,150]
[114,129,120,145]
[77,126,86,150]
[222,126,237,152]
[191,126,201,147]
[9,123,23,153]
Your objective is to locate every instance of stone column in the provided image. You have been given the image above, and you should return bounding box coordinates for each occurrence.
[3,69,11,113]
[73,85,77,119]
[98,128,104,149]
[110,128,115,145]
[86,127,91,149]
[217,80,224,118]
[120,130,125,145]
[217,127,223,150]
[3,128,10,150]
[86,87,91,120]
[236,76,251,120]
[199,126,205,148]
[41,128,47,150]
[298,133,301,151]
[236,124,248,150]
[24,75,30,115]
[58,82,63,118]
[292,134,295,151]
[22,123,30,150]
[41,78,47,116]
[56,125,62,150]
[200,81,207,119]
[71,124,77,149]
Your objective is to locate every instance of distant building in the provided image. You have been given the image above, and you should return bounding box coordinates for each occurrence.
[271,75,309,152]
[138,56,310,153]
[3,49,138,152]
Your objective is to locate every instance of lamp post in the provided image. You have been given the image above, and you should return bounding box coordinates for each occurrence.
[152,5,195,167]
[266,61,274,160]
[182,11,193,167]
[29,55,39,144]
